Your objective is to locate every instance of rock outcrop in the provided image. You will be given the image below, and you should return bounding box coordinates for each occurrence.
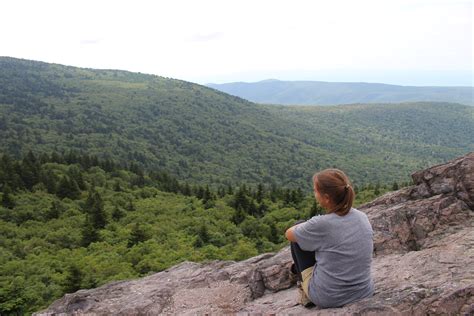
[36,153,474,315]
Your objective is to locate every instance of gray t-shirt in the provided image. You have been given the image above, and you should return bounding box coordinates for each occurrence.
[294,208,374,308]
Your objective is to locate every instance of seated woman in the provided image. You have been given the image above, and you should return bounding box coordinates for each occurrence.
[285,168,374,308]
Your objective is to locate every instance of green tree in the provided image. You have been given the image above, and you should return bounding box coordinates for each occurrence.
[56,176,81,200]
[268,221,280,244]
[45,200,63,220]
[309,201,324,218]
[392,181,399,191]
[0,275,26,314]
[374,183,381,195]
[125,199,135,212]
[232,208,246,225]
[233,239,258,261]
[81,215,99,246]
[67,165,86,190]
[113,180,122,192]
[128,223,148,247]
[111,206,125,221]
[39,169,58,194]
[20,150,40,190]
[63,264,83,293]
[232,188,249,212]
[1,185,15,209]
[256,183,265,203]
[83,190,107,229]
[194,223,210,248]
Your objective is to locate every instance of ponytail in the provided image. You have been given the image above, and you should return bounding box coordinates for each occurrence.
[313,169,354,216]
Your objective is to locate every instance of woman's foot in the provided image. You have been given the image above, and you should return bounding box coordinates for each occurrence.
[297,281,313,307]
[289,263,301,283]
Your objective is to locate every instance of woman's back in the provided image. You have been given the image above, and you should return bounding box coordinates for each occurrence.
[293,208,374,308]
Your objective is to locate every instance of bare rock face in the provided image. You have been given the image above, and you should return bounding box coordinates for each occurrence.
[35,153,474,315]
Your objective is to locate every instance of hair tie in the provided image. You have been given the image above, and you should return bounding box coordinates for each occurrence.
[345,184,350,190]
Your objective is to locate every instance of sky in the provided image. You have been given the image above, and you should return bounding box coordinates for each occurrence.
[1,0,472,86]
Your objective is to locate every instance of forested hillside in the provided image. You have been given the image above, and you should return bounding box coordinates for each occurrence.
[207,80,474,106]
[1,57,473,189]
[0,151,391,314]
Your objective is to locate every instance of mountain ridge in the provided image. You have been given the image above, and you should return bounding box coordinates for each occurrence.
[207,79,474,106]
[1,57,473,188]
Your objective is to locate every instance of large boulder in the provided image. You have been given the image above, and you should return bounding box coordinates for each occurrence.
[35,153,474,315]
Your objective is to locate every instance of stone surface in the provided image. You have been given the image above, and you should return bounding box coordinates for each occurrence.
[35,153,474,315]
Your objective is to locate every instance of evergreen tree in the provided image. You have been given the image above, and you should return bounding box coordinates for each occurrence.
[125,199,135,212]
[63,264,83,293]
[67,165,86,190]
[1,185,15,209]
[182,183,192,196]
[294,188,304,204]
[232,208,246,225]
[284,189,292,206]
[56,176,81,200]
[257,202,268,217]
[81,215,99,246]
[232,188,249,212]
[39,152,50,164]
[111,206,125,221]
[113,180,122,192]
[45,200,63,220]
[392,181,399,191]
[51,151,63,163]
[217,186,226,198]
[128,223,147,247]
[247,201,258,217]
[202,185,215,209]
[194,223,210,248]
[269,221,280,244]
[374,183,381,195]
[309,201,324,218]
[195,186,205,199]
[256,183,264,203]
[64,150,78,164]
[270,183,279,197]
[203,199,215,210]
[20,150,40,190]
[83,190,107,229]
[13,161,25,190]
[202,185,213,202]
[40,169,58,194]
[226,184,233,195]
[0,154,22,190]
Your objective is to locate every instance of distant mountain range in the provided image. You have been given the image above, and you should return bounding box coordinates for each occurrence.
[207,80,474,106]
[1,57,473,187]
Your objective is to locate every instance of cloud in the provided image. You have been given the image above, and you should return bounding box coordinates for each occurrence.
[80,39,103,45]
[187,32,224,42]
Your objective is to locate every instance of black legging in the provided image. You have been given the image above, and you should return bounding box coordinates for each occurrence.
[290,220,316,276]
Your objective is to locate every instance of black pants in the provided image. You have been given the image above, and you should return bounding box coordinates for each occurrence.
[290,220,316,277]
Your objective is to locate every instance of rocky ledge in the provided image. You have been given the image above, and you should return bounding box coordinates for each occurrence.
[36,153,474,315]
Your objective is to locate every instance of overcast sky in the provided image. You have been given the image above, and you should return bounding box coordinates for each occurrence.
[1,0,472,85]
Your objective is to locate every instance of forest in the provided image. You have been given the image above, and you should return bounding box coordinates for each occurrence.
[0,151,394,314]
[1,57,473,189]
[0,57,471,314]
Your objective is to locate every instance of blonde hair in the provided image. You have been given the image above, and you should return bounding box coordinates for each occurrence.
[313,168,354,216]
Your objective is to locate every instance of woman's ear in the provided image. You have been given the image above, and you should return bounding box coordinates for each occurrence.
[323,193,332,208]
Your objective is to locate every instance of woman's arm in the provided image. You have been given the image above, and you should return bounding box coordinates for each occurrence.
[285,226,298,242]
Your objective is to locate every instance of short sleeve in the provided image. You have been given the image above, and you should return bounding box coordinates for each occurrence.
[293,215,328,251]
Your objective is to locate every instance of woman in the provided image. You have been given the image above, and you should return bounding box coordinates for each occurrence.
[285,168,374,308]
